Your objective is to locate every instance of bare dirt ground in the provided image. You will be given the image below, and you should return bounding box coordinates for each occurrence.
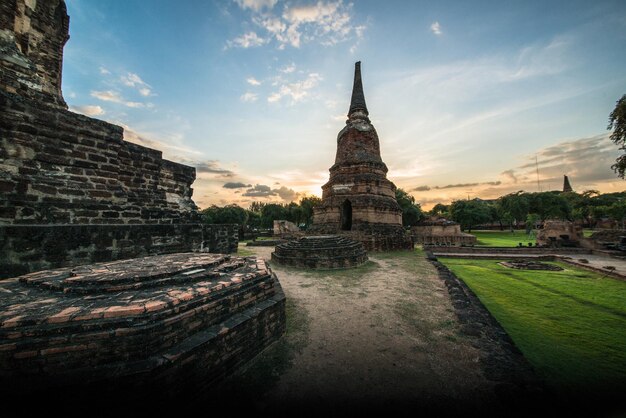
[212,246,537,416]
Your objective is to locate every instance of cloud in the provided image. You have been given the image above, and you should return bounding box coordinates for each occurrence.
[195,161,236,177]
[233,0,277,12]
[121,125,203,163]
[71,105,105,116]
[223,182,252,189]
[412,181,501,192]
[267,73,322,104]
[275,186,299,202]
[91,90,144,108]
[241,92,258,102]
[411,133,623,210]
[501,169,518,183]
[233,0,363,49]
[225,31,267,49]
[99,66,110,75]
[280,62,296,73]
[243,184,275,197]
[120,72,153,96]
[518,133,621,186]
[241,184,300,202]
[430,21,442,35]
[246,77,261,86]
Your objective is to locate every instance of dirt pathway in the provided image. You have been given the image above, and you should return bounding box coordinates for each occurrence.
[214,246,526,415]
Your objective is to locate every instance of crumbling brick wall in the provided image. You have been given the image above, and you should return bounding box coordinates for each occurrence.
[0,0,237,277]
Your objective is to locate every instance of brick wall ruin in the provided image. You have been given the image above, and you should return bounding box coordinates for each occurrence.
[0,0,237,277]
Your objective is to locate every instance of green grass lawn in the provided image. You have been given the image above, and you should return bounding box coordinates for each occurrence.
[439,258,626,396]
[472,230,535,247]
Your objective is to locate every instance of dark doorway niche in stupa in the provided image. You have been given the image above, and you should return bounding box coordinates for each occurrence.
[341,200,353,231]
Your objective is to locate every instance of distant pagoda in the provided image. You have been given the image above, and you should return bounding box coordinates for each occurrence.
[310,62,412,251]
[563,175,573,193]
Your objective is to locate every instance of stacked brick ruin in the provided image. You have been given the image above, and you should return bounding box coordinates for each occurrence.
[411,218,477,246]
[0,1,286,397]
[0,253,286,398]
[272,235,368,269]
[310,62,412,251]
[0,0,237,277]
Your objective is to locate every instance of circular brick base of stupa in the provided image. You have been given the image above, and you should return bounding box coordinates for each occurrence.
[0,253,285,397]
[271,235,368,269]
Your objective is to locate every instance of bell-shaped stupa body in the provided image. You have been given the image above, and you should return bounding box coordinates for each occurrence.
[310,62,411,251]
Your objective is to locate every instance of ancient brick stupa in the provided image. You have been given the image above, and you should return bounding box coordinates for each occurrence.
[309,62,412,251]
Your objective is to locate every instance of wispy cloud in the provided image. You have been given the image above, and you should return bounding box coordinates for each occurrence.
[517,133,621,185]
[412,181,501,192]
[430,21,442,35]
[241,183,300,202]
[410,133,623,209]
[195,161,236,177]
[229,0,364,50]
[91,90,144,108]
[223,182,252,189]
[246,77,261,86]
[70,105,105,116]
[242,184,275,197]
[225,31,267,49]
[122,125,202,160]
[233,0,277,12]
[120,72,153,96]
[280,62,296,73]
[241,92,258,102]
[267,72,322,104]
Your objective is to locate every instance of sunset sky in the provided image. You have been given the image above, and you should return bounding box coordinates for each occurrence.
[62,0,626,209]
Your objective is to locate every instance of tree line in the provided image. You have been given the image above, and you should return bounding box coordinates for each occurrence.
[200,189,625,233]
[201,189,425,230]
[429,190,626,232]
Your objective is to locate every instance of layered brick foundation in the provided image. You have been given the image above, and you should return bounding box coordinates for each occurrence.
[0,223,238,278]
[272,235,368,269]
[0,253,286,396]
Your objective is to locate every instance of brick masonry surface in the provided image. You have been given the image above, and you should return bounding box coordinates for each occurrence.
[1,0,238,274]
[272,235,368,269]
[0,253,286,396]
[0,223,238,278]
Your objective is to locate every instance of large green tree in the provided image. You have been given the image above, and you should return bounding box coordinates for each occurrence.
[299,195,322,227]
[526,191,571,221]
[608,94,626,178]
[201,204,248,225]
[395,188,424,227]
[428,203,450,218]
[497,192,529,230]
[449,199,491,232]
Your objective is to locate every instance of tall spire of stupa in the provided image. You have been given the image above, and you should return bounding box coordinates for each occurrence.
[348,61,368,115]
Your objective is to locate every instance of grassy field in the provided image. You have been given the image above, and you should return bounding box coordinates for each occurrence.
[439,257,626,396]
[472,229,596,246]
[472,230,535,247]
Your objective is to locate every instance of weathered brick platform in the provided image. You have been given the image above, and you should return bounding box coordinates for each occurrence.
[0,253,286,397]
[271,235,368,269]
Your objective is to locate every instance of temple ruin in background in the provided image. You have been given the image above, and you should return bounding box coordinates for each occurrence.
[562,175,573,193]
[0,0,237,277]
[309,62,412,251]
